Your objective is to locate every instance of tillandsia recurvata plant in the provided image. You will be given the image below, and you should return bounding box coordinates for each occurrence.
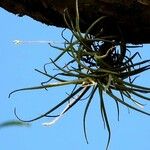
[9,0,150,149]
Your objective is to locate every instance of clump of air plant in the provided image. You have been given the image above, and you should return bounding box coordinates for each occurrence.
[9,0,150,149]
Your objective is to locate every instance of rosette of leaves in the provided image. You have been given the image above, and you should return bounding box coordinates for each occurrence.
[9,1,150,149]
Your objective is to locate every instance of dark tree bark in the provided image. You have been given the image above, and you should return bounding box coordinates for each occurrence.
[0,0,150,44]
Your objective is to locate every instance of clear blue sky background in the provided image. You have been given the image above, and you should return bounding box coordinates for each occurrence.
[0,8,150,150]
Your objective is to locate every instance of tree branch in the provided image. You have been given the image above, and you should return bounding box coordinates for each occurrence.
[0,0,150,44]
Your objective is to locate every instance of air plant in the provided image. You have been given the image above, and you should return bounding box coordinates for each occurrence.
[9,0,150,149]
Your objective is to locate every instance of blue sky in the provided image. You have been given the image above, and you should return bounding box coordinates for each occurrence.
[0,8,150,150]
